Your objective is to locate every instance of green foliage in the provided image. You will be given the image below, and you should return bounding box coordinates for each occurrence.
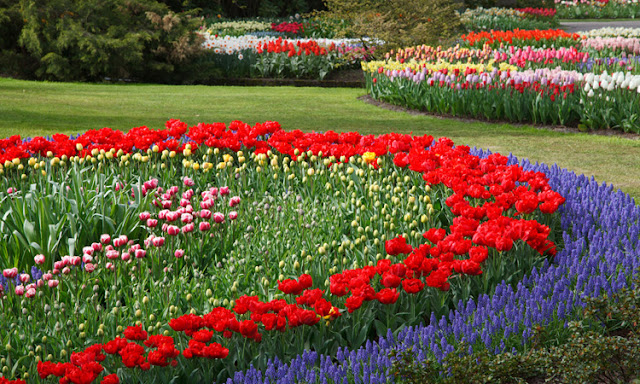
[322,0,462,53]
[194,0,326,18]
[391,274,640,384]
[463,0,555,9]
[15,0,205,82]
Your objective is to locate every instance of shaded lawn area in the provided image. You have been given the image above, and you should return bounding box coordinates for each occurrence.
[1,77,639,199]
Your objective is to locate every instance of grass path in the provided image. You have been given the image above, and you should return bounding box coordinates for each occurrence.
[2,77,639,199]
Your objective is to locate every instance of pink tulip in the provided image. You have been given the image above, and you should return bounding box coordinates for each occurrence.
[210,187,219,196]
[183,177,194,186]
[92,242,103,252]
[199,222,211,231]
[185,204,194,214]
[167,225,180,236]
[52,269,60,275]
[152,237,165,247]
[19,274,30,283]
[162,200,172,209]
[7,187,16,194]
[82,254,93,263]
[220,186,230,196]
[70,256,82,266]
[48,280,59,288]
[106,262,115,271]
[43,273,52,281]
[134,249,146,259]
[181,213,193,224]
[229,196,241,207]
[54,261,65,270]
[25,288,36,298]
[106,250,119,260]
[182,223,195,233]
[62,267,71,275]
[229,211,238,220]
[15,285,24,296]
[3,268,18,279]
[183,190,194,200]
[179,199,189,207]
[34,254,45,265]
[83,246,94,256]
[147,219,158,228]
[85,263,95,273]
[139,212,151,221]
[213,212,225,223]
[114,235,128,247]
[121,252,131,261]
[200,199,213,209]
[37,279,44,288]
[166,212,179,222]
[100,234,111,244]
[174,249,185,258]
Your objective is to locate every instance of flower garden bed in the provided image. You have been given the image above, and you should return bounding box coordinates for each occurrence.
[458,7,559,32]
[0,118,577,383]
[364,27,640,133]
[556,0,640,19]
[0,117,637,384]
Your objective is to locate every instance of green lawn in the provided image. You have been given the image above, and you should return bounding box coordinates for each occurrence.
[2,77,640,199]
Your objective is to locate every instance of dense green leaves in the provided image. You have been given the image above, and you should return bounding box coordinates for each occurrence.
[4,0,205,82]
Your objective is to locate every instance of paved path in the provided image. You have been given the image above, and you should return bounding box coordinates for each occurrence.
[561,20,640,33]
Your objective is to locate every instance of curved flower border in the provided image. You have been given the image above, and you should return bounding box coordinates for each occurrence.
[221,149,640,384]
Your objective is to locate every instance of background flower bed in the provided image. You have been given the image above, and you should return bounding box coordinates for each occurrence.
[364,27,640,133]
[555,0,640,19]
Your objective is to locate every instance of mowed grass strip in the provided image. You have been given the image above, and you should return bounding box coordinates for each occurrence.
[1,77,639,199]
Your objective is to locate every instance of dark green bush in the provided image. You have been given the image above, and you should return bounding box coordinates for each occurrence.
[322,0,463,53]
[14,0,205,83]
[174,0,327,18]
[463,0,555,9]
[392,275,640,384]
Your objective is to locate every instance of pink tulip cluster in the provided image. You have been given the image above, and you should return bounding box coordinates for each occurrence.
[1,180,243,298]
[3,255,60,299]
[582,37,640,55]
[143,182,240,239]
[495,46,590,67]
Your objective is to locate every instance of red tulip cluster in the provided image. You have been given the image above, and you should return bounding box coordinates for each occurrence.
[170,274,341,345]
[0,377,26,384]
[515,7,557,17]
[0,120,283,165]
[462,29,581,47]
[37,326,183,384]
[255,37,330,57]
[271,22,304,35]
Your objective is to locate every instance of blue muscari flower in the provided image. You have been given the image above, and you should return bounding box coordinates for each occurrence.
[31,265,44,281]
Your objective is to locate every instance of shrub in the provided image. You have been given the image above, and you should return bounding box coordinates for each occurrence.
[322,0,462,52]
[16,0,205,83]
[391,272,640,384]
[463,0,555,9]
